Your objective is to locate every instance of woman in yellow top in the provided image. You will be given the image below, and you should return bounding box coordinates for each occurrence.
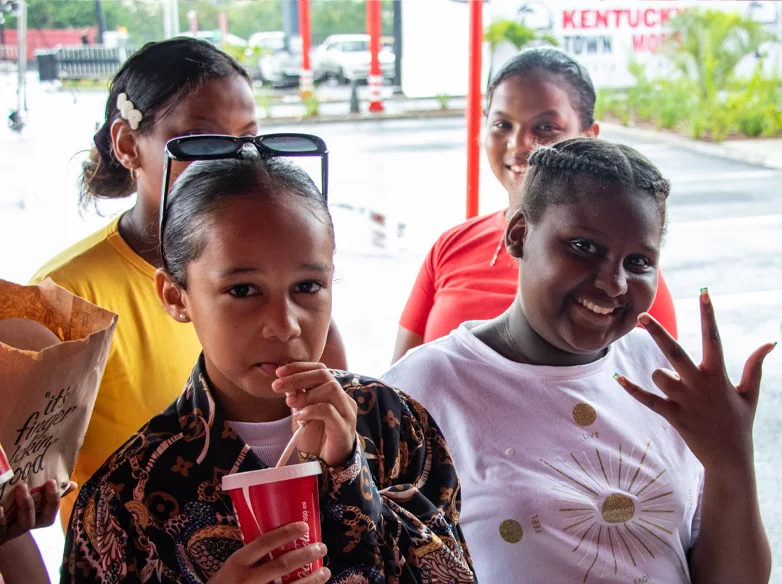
[30,37,348,529]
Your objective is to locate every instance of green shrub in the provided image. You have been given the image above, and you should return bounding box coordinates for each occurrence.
[256,88,273,118]
[303,93,320,118]
[605,8,782,142]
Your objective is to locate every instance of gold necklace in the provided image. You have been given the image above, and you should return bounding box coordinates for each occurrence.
[490,208,513,267]
[489,232,504,267]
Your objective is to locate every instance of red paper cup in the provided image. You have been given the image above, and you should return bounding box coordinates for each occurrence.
[222,462,323,583]
[0,444,12,486]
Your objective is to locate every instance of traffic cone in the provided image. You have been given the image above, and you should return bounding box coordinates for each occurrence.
[368,75,384,113]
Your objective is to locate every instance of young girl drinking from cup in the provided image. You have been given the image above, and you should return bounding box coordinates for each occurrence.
[60,141,475,584]
[384,138,773,584]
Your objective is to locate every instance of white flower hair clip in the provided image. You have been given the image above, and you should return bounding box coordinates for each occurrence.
[117,93,143,130]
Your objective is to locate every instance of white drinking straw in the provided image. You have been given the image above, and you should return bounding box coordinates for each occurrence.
[275,422,307,468]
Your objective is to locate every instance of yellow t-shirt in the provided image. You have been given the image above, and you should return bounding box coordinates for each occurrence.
[29,217,201,527]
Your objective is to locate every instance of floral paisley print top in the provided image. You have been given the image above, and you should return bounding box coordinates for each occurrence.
[60,356,476,584]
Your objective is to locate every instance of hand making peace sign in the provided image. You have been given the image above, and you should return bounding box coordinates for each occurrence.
[615,288,776,477]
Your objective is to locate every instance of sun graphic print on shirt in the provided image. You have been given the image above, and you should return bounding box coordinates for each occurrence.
[541,440,688,583]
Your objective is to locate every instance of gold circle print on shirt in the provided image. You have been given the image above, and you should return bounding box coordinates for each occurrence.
[572,403,597,426]
[499,519,524,543]
[541,441,687,581]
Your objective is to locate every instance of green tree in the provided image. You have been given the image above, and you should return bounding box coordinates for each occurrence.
[226,0,282,41]
[666,8,776,101]
[4,0,163,44]
[174,0,391,45]
[484,19,558,87]
[6,0,108,29]
[5,0,395,47]
[310,0,393,44]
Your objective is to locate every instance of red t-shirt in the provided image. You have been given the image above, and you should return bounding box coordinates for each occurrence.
[400,210,678,343]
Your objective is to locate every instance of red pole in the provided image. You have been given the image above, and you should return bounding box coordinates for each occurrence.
[366,0,384,113]
[299,0,313,98]
[466,0,482,219]
[219,12,228,45]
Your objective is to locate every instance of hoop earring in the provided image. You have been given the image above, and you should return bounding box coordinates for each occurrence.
[130,168,140,181]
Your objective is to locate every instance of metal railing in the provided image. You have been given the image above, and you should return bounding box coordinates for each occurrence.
[0,44,19,61]
[54,46,135,79]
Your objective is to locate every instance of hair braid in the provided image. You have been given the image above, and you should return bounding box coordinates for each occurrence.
[520,137,669,228]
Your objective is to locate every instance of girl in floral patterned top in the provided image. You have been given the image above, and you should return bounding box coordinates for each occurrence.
[60,151,476,584]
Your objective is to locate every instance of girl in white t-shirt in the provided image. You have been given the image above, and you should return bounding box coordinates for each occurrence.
[383,137,774,584]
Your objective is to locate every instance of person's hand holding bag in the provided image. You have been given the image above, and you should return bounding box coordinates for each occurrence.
[0,480,77,544]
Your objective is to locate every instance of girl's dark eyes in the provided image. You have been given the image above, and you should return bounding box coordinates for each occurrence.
[570,240,600,255]
[570,241,655,270]
[227,282,324,297]
[228,284,258,298]
[535,123,560,134]
[492,119,512,131]
[296,281,324,294]
[626,256,654,270]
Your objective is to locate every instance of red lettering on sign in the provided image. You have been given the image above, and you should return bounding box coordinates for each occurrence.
[633,34,646,52]
[633,33,674,53]
[562,7,683,30]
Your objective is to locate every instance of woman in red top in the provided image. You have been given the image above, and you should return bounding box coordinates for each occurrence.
[393,47,677,362]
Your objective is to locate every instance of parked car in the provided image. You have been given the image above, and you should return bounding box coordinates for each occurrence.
[181,30,247,47]
[248,31,303,88]
[312,34,395,84]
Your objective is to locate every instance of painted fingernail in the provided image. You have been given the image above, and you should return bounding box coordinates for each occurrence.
[612,372,620,379]
[699,287,708,294]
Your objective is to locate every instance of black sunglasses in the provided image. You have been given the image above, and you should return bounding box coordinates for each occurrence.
[159,132,329,268]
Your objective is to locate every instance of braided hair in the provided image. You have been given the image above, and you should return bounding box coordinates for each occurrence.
[520,137,670,227]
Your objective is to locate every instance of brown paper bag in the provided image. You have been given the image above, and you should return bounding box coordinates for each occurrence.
[0,278,117,517]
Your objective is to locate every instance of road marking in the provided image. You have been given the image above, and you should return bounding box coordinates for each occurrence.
[671,169,782,182]
[675,288,782,305]
[670,214,782,229]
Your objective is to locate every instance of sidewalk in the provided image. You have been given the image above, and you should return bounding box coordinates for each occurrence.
[601,122,782,171]
[259,87,467,123]
[261,87,782,171]
[8,67,782,171]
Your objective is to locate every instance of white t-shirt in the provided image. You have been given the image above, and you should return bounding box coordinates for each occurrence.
[383,323,703,584]
[228,416,294,468]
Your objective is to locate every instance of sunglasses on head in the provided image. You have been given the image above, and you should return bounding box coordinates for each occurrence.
[159,133,329,269]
